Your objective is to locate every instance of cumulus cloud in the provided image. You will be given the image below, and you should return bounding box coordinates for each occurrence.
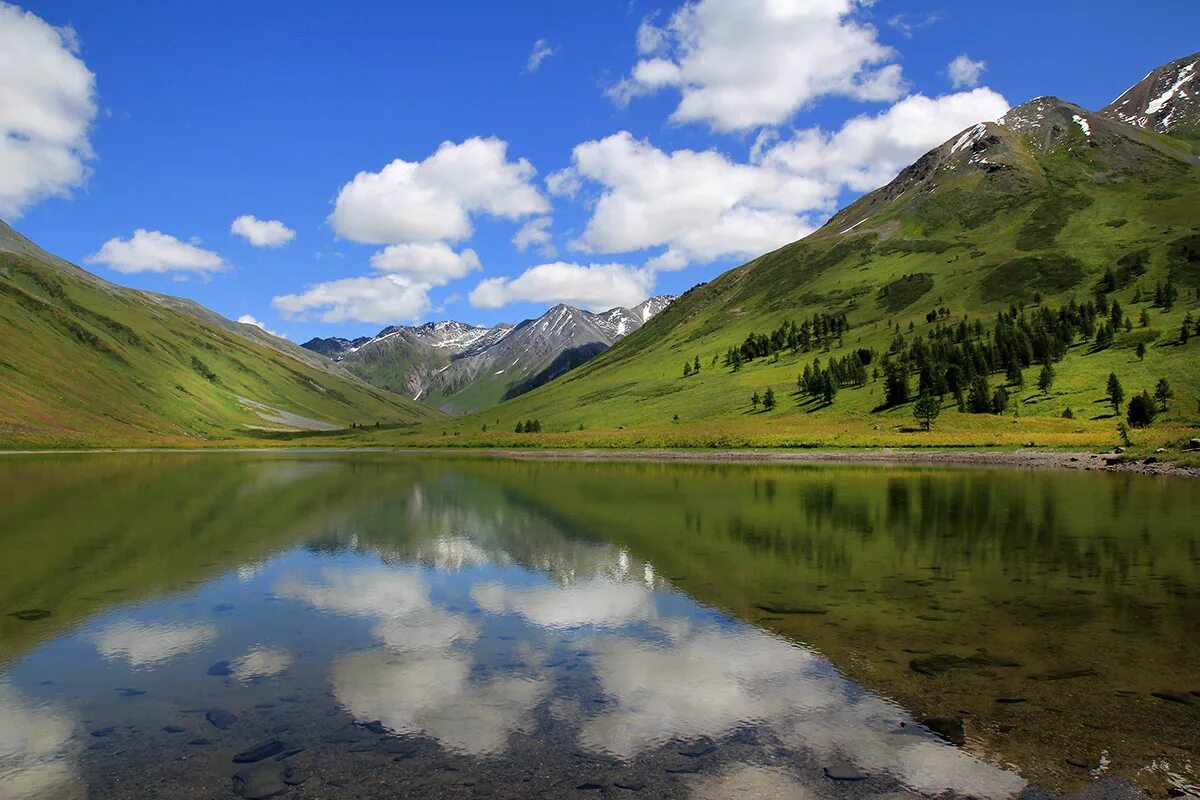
[548,131,828,267]
[272,274,432,324]
[511,216,556,257]
[524,38,557,73]
[237,314,285,338]
[469,262,655,312]
[272,242,482,325]
[756,88,1011,192]
[948,54,987,89]
[86,229,229,276]
[552,89,1008,271]
[230,214,295,247]
[368,242,481,285]
[0,3,97,218]
[328,137,549,245]
[609,0,904,131]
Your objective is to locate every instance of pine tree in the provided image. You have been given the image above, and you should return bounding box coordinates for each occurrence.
[1135,341,1146,361]
[991,386,1009,414]
[1038,363,1055,394]
[693,355,701,373]
[1106,373,1125,413]
[763,387,776,410]
[751,391,760,410]
[683,362,692,377]
[882,357,909,407]
[1126,391,1156,428]
[1154,378,1173,411]
[913,389,940,430]
[967,376,991,414]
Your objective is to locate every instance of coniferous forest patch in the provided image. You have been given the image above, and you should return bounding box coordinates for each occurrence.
[877,273,934,313]
[981,255,1085,302]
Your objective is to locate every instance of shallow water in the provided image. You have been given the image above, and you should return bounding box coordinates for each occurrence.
[0,453,1196,799]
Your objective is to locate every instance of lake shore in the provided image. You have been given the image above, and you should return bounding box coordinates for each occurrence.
[440,447,1200,477]
[2,444,1197,477]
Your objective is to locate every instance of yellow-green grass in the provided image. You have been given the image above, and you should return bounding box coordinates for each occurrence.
[0,247,437,447]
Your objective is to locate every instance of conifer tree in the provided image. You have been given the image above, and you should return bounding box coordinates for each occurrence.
[1106,373,1125,413]
[913,390,940,430]
[1038,363,1055,394]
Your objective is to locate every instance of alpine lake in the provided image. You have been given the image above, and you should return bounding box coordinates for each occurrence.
[0,452,1196,800]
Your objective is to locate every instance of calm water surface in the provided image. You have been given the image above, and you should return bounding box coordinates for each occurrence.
[0,453,1197,800]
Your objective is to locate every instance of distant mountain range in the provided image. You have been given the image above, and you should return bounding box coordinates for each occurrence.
[301,296,674,413]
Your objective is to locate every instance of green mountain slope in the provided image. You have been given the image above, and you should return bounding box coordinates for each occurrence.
[382,72,1200,449]
[0,222,437,447]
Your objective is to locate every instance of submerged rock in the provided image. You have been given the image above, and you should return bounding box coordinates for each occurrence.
[233,764,287,799]
[233,740,287,763]
[921,716,966,746]
[206,708,238,729]
[8,608,52,620]
[909,652,1022,676]
[824,765,868,781]
[754,603,827,615]
[1028,668,1097,681]
[1150,690,1195,705]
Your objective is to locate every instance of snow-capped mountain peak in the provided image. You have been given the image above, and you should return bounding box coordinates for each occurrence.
[300,296,675,413]
[1102,51,1200,134]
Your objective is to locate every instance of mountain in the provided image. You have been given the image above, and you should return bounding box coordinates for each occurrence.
[389,54,1200,447]
[304,296,675,414]
[1102,51,1199,145]
[300,334,371,360]
[0,220,436,446]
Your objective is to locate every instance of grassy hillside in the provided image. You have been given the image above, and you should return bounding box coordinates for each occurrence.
[344,98,1200,453]
[0,222,436,447]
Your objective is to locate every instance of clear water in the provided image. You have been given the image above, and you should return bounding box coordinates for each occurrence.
[0,453,1197,799]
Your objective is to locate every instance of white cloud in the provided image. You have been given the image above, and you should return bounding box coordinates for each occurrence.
[511,216,556,257]
[85,229,229,275]
[552,89,1008,271]
[550,131,828,267]
[237,314,285,338]
[887,12,941,38]
[329,137,549,245]
[272,242,483,326]
[757,88,1011,192]
[524,38,557,73]
[0,3,97,218]
[948,54,987,89]
[469,262,655,312]
[369,242,481,285]
[272,274,432,324]
[230,214,295,247]
[609,0,904,131]
[92,620,218,667]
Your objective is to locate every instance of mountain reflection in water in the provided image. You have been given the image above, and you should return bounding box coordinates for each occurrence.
[0,452,1196,799]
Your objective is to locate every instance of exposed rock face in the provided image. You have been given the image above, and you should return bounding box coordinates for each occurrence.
[301,297,675,413]
[1102,52,1200,134]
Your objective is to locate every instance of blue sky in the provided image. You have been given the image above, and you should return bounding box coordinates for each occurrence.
[4,1,1197,340]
